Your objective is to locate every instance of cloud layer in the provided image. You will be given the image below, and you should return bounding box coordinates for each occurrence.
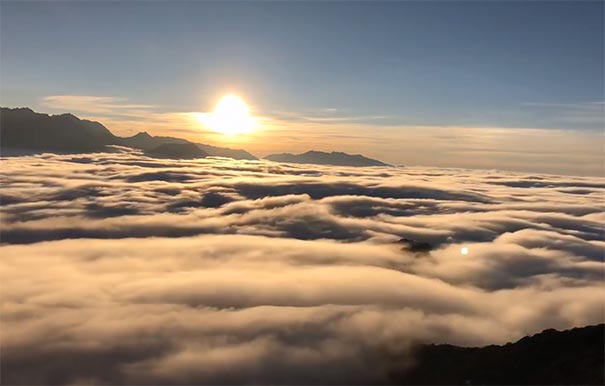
[1,150,604,384]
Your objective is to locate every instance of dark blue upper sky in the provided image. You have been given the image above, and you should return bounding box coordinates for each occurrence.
[1,1,603,129]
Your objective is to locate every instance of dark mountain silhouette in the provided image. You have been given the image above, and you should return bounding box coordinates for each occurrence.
[266,150,390,167]
[118,131,256,160]
[0,107,116,151]
[196,142,257,160]
[118,131,187,150]
[145,143,207,159]
[0,107,257,160]
[390,324,604,385]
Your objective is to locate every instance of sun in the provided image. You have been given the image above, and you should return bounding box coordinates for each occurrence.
[204,94,255,135]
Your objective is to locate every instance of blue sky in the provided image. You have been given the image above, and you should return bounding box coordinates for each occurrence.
[2,1,603,127]
[1,1,603,174]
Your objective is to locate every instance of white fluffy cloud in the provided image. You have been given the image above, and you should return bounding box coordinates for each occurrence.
[1,150,603,384]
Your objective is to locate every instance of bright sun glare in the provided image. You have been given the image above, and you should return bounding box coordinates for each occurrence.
[203,94,255,135]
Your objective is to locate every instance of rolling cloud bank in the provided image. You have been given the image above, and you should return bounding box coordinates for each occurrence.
[1,149,604,384]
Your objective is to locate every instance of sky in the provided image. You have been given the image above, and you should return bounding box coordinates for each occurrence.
[1,1,604,174]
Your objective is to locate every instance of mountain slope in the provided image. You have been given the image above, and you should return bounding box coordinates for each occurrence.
[0,107,257,160]
[144,143,208,159]
[390,324,604,385]
[117,131,188,150]
[196,142,257,160]
[266,150,390,167]
[0,107,116,152]
[118,132,257,160]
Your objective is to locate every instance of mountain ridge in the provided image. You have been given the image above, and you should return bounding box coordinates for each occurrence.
[390,323,604,385]
[0,107,257,160]
[1,107,392,165]
[144,143,208,159]
[0,107,116,152]
[266,150,391,167]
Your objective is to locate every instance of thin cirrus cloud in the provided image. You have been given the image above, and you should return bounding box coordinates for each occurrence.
[1,150,603,384]
[523,100,605,126]
[41,95,155,118]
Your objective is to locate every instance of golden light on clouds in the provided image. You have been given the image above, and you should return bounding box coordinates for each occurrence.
[198,94,256,136]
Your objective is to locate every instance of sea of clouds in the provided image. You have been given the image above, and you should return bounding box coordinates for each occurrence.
[1,148,604,384]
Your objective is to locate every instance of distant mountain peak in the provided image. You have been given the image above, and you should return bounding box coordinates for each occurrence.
[266,150,391,167]
[145,143,207,159]
[1,106,116,152]
[6,107,35,114]
[59,113,79,120]
[133,131,152,139]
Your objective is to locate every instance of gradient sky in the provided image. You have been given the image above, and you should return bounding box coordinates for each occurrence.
[1,1,604,174]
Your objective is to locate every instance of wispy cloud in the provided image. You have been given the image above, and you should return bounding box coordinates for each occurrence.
[41,95,155,118]
[523,100,605,127]
[267,108,396,125]
[523,101,605,109]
